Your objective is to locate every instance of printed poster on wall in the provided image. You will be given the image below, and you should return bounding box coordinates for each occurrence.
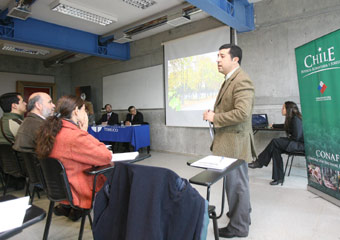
[295,29,340,200]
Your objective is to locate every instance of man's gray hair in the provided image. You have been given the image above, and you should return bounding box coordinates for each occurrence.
[27,95,41,112]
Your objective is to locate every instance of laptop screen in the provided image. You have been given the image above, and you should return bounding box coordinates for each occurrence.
[252,114,269,128]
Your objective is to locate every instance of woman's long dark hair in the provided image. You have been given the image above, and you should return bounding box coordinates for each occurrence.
[284,101,302,135]
[36,95,84,159]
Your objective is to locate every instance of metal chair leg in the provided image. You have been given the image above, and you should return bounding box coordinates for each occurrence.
[3,174,10,196]
[210,210,219,240]
[288,155,295,176]
[78,211,87,240]
[88,213,93,229]
[43,201,55,240]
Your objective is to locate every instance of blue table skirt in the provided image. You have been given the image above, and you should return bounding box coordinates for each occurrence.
[88,125,150,151]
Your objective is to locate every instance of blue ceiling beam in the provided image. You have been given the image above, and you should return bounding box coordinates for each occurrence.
[185,0,254,32]
[0,17,130,60]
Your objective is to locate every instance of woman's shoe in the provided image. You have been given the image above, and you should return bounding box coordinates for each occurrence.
[68,208,83,222]
[53,204,71,217]
[269,179,284,185]
[248,161,262,169]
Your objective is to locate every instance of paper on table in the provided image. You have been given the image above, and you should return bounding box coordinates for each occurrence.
[191,155,237,170]
[0,196,30,232]
[111,151,139,162]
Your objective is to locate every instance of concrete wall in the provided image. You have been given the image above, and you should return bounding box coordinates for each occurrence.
[0,55,72,98]
[240,0,340,152]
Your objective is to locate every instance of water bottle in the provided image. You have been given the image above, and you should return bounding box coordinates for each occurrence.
[120,121,124,126]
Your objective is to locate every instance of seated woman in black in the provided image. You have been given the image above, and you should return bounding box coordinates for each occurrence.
[248,101,304,185]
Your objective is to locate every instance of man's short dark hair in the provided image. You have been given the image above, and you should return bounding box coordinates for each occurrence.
[128,106,135,112]
[27,95,41,112]
[219,44,242,65]
[104,104,112,109]
[0,92,21,113]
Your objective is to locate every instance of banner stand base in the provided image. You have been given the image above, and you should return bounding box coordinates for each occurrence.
[307,186,340,208]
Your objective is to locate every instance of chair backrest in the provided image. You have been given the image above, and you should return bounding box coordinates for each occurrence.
[20,152,42,185]
[0,144,24,177]
[39,157,73,204]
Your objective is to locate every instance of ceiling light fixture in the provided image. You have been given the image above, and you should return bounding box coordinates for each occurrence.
[122,0,156,9]
[50,0,117,26]
[1,43,50,56]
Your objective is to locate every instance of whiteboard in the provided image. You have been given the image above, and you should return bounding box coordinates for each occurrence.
[103,65,164,110]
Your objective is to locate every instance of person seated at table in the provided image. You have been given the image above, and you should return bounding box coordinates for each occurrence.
[36,95,112,221]
[248,101,304,185]
[124,106,144,126]
[96,104,119,126]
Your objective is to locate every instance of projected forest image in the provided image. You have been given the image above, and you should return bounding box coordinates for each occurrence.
[168,52,223,111]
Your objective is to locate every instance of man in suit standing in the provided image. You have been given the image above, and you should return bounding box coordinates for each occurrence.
[203,44,256,238]
[124,106,143,126]
[97,104,119,125]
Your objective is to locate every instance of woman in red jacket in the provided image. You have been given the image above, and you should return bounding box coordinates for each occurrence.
[36,95,112,221]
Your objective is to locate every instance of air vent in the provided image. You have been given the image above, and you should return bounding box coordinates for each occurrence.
[167,13,190,27]
[7,0,32,20]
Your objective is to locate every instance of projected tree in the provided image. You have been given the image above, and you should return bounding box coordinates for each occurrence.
[168,53,223,111]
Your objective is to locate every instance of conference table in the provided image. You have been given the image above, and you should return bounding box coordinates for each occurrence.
[88,124,150,152]
[253,126,285,135]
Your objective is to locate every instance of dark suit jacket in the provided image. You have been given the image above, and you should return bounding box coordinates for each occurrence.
[285,116,304,152]
[13,113,45,153]
[93,162,206,240]
[125,111,144,125]
[97,112,119,125]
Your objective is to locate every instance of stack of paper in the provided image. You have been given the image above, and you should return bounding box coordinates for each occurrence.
[191,155,237,170]
[0,196,30,232]
[111,152,139,162]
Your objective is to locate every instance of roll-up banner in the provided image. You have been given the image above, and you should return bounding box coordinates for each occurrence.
[295,29,340,203]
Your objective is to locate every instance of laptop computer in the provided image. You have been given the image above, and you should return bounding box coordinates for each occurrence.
[252,114,269,128]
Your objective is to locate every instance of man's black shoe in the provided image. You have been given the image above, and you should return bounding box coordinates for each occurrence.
[248,161,262,169]
[218,227,248,238]
[269,179,284,185]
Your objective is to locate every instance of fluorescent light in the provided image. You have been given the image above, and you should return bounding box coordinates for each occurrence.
[1,43,50,56]
[50,0,117,26]
[122,0,156,9]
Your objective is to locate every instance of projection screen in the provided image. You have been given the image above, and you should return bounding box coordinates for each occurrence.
[164,26,230,127]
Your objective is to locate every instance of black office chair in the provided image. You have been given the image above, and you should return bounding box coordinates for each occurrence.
[39,157,92,240]
[0,144,27,195]
[282,151,305,185]
[19,152,44,204]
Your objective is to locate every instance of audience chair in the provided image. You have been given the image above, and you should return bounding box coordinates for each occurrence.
[19,152,44,204]
[282,151,305,185]
[39,157,92,240]
[0,144,27,195]
[189,172,227,240]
